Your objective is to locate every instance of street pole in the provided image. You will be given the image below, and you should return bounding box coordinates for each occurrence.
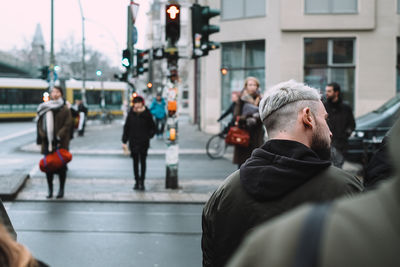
[49,0,55,92]
[78,0,87,105]
[165,51,180,189]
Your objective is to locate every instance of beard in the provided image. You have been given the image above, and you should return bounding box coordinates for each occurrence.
[311,124,331,161]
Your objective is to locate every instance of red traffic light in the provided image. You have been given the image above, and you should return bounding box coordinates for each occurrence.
[166,4,181,44]
[167,5,180,20]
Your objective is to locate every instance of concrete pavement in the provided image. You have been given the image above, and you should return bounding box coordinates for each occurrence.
[15,115,236,203]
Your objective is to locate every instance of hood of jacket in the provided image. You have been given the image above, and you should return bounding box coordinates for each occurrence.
[240,139,331,201]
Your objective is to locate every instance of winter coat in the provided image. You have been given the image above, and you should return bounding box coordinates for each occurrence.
[37,104,73,154]
[324,99,355,152]
[227,121,400,267]
[202,140,363,267]
[122,107,155,155]
[149,98,167,119]
[232,95,264,165]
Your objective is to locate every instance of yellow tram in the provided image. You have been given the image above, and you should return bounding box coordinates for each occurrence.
[0,77,127,120]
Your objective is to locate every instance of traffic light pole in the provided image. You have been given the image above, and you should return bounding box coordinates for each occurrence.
[78,0,87,105]
[165,48,179,189]
[49,0,55,92]
[165,3,181,189]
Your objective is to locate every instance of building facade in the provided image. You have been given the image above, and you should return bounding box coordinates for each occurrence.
[198,0,400,133]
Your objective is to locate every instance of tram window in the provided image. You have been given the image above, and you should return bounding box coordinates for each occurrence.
[86,91,102,105]
[104,91,122,107]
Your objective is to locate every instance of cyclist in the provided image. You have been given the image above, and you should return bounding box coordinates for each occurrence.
[217,91,240,135]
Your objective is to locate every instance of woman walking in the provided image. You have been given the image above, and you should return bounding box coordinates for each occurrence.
[122,96,155,190]
[37,86,72,198]
[233,77,264,168]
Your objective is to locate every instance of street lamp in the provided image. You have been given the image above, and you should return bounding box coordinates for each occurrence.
[78,0,87,105]
[96,69,105,109]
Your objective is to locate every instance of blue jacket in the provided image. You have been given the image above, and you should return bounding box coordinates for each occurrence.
[150,98,166,119]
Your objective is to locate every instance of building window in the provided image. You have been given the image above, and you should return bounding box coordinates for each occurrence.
[304,38,355,107]
[305,0,357,14]
[221,40,265,112]
[221,0,265,20]
[398,0,400,14]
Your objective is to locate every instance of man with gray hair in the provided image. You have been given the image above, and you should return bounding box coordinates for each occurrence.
[201,80,363,267]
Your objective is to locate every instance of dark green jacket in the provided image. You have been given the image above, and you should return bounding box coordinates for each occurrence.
[228,120,400,267]
[202,140,363,267]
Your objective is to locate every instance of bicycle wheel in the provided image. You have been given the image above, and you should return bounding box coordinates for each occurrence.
[206,134,227,159]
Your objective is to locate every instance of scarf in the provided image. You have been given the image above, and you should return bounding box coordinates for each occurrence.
[36,98,64,152]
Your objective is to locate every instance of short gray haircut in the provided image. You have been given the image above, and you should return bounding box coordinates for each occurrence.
[259,80,322,136]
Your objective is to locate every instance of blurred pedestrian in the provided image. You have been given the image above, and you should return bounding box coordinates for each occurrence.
[37,86,72,199]
[227,118,400,267]
[73,99,88,137]
[149,92,167,139]
[217,91,240,134]
[201,80,363,267]
[0,223,49,267]
[324,82,355,168]
[232,77,264,168]
[122,96,155,190]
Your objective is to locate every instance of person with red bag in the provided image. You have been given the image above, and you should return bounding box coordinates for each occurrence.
[37,86,72,199]
[232,77,264,168]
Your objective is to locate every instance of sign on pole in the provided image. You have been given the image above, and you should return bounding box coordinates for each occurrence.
[130,1,140,24]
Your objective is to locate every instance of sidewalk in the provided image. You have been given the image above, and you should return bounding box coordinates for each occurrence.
[16,115,235,203]
[13,115,362,203]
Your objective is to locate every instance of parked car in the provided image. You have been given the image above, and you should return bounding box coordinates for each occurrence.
[345,94,400,163]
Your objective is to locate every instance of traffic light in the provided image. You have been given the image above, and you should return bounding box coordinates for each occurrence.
[39,66,49,80]
[165,4,181,45]
[136,49,149,75]
[122,49,131,68]
[191,4,220,57]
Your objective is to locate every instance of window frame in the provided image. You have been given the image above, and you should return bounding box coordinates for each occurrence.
[304,0,358,15]
[304,37,356,107]
[220,40,266,112]
[221,0,266,20]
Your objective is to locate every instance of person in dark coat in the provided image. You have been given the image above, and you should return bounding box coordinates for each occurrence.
[37,86,72,199]
[201,80,363,267]
[324,82,355,168]
[122,96,155,190]
[228,118,400,267]
[232,77,264,168]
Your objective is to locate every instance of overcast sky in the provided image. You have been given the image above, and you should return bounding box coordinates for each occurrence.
[0,0,150,67]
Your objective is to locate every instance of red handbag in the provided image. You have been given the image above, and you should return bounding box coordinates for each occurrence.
[39,149,72,173]
[225,126,250,147]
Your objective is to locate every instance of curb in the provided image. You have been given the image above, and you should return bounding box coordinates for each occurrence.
[0,174,30,201]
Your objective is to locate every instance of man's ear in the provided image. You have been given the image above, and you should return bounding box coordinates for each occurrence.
[302,107,313,129]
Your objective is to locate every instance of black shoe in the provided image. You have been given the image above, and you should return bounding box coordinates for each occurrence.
[138,180,145,191]
[46,190,53,199]
[56,189,64,199]
[133,182,139,190]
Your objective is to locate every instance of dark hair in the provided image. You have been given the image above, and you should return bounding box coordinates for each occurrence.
[327,82,341,94]
[52,86,64,96]
[132,96,144,103]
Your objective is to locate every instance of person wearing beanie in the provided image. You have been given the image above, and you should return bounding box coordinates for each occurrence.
[201,80,363,267]
[122,96,155,190]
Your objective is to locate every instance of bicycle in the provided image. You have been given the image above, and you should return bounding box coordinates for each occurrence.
[206,121,231,159]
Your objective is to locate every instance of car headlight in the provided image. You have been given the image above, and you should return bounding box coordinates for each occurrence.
[356,131,365,138]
